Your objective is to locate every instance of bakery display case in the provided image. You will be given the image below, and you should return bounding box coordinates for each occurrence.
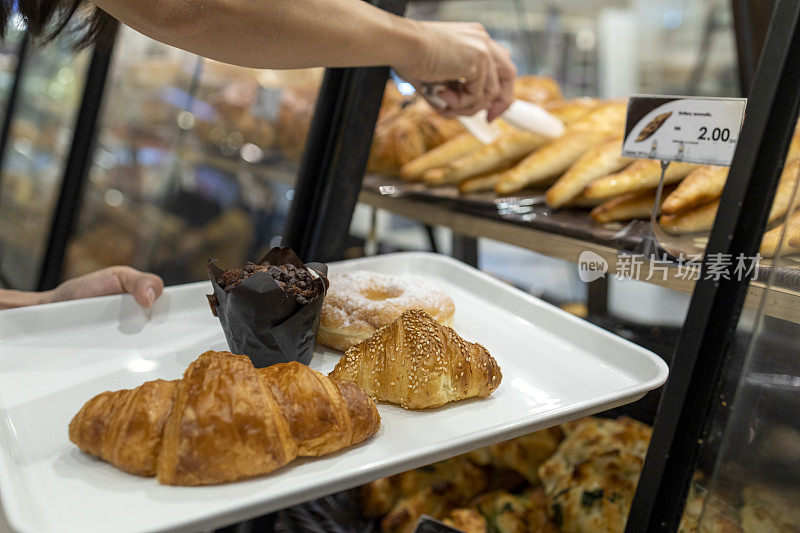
[1,0,799,532]
[60,26,323,286]
[0,24,323,290]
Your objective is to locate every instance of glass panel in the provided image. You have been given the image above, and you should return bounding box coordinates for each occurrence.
[405,0,738,98]
[0,22,25,118]
[689,151,800,532]
[63,26,322,285]
[0,32,89,290]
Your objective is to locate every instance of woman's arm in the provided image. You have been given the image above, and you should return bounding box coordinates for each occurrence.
[92,0,515,119]
[0,266,164,310]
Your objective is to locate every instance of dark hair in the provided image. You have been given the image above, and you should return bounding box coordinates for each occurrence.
[3,0,117,48]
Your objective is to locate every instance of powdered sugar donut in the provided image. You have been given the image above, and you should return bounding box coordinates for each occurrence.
[318,271,455,352]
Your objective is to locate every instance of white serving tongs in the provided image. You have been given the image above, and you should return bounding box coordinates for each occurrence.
[421,83,565,144]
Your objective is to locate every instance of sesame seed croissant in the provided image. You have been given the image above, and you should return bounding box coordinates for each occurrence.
[329,309,502,409]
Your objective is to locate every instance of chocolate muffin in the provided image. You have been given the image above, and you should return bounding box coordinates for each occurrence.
[218,261,323,304]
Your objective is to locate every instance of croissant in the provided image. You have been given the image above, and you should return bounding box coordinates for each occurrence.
[329,309,501,409]
[545,136,633,208]
[495,100,629,194]
[69,351,380,485]
[583,159,699,200]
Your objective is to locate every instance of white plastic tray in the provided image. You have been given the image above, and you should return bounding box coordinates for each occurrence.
[0,252,668,533]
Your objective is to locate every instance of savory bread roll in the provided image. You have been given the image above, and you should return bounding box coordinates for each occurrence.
[565,193,605,208]
[545,136,633,208]
[583,160,699,200]
[590,185,676,224]
[513,75,563,104]
[767,156,800,222]
[495,100,628,194]
[661,165,729,215]
[661,158,800,235]
[400,132,483,181]
[458,171,503,194]
[542,97,601,125]
[659,201,719,234]
[761,210,800,257]
[424,124,547,186]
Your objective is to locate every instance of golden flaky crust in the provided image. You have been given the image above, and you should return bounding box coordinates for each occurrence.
[69,351,380,486]
[68,379,177,477]
[329,309,501,409]
[157,351,297,485]
[319,271,455,353]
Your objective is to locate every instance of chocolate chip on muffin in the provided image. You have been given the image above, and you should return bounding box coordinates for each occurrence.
[218,262,323,304]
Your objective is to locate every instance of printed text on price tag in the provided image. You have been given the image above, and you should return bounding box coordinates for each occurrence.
[622,95,746,166]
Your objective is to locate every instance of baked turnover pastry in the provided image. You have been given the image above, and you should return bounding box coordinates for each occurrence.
[69,350,379,485]
[329,309,501,409]
[319,271,455,352]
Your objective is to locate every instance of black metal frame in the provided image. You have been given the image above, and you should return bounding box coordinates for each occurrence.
[37,25,119,291]
[626,1,800,529]
[283,0,408,261]
[0,31,29,288]
[0,31,29,193]
[731,0,774,96]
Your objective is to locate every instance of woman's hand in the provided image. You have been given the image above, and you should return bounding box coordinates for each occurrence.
[42,266,164,308]
[394,21,517,121]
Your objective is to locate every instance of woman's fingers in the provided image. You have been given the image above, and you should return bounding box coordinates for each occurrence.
[115,267,164,308]
[486,41,516,121]
[397,21,517,118]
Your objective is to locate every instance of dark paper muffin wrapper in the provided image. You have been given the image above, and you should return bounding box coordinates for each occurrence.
[207,247,329,368]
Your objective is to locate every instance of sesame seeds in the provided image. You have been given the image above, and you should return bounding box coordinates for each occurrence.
[327,308,501,409]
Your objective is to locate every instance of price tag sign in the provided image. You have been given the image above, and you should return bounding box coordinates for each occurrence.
[622,95,746,166]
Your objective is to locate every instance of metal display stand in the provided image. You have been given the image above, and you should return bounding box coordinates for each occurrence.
[283,0,408,262]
